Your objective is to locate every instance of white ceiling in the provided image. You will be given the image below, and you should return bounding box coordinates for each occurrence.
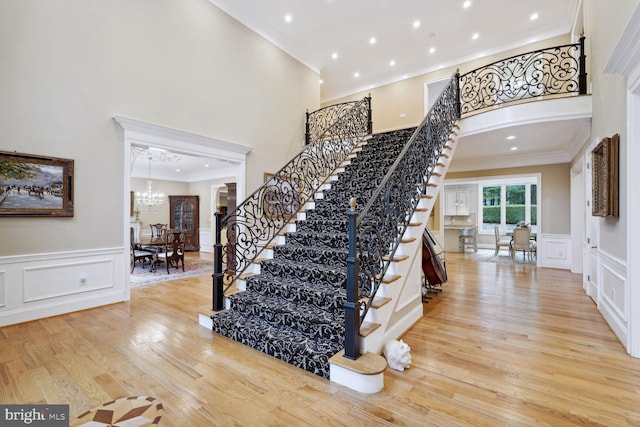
[137,0,586,180]
[130,147,235,183]
[207,0,580,102]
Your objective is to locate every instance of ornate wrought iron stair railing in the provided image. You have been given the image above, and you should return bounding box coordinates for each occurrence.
[344,72,460,360]
[213,96,372,311]
[459,36,587,116]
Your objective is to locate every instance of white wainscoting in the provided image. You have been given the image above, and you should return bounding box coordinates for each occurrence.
[0,248,127,327]
[598,250,628,347]
[199,228,213,253]
[537,234,571,270]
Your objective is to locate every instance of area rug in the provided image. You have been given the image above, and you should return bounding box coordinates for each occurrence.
[131,257,213,287]
[478,253,536,265]
[72,395,162,426]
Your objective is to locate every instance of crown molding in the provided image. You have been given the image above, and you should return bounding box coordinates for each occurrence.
[113,115,253,161]
[603,3,640,89]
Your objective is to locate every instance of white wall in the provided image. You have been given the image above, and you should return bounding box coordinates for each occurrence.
[0,0,319,325]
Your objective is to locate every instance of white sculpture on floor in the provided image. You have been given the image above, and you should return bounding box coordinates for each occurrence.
[383,339,412,371]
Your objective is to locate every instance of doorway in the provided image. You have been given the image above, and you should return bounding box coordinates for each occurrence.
[115,115,252,298]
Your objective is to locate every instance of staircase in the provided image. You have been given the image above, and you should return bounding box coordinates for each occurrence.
[211,128,417,379]
[208,72,460,386]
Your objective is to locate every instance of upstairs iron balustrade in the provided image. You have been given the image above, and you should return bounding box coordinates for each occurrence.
[344,72,461,360]
[460,37,586,116]
[306,98,373,145]
[212,96,372,311]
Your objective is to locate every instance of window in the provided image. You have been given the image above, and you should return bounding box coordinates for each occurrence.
[480,179,537,234]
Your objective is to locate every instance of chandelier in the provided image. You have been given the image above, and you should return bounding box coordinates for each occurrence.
[135,154,165,212]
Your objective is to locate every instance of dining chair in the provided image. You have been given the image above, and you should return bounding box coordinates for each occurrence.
[494,226,511,256]
[143,223,168,254]
[512,227,535,261]
[149,223,168,238]
[130,227,154,272]
[156,230,185,274]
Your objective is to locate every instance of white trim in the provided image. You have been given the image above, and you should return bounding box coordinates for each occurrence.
[115,115,251,303]
[602,2,640,358]
[603,4,640,79]
[0,248,126,327]
[537,234,571,270]
[597,249,629,347]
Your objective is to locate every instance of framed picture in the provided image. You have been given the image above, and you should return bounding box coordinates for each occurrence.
[0,151,74,217]
[263,172,301,220]
[591,134,619,218]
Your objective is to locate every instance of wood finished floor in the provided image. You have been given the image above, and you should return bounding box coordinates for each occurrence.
[1,251,640,426]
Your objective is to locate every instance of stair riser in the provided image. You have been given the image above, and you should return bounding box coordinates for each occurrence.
[273,246,348,268]
[246,276,347,313]
[211,314,341,379]
[260,260,347,287]
[284,232,349,250]
[229,298,345,340]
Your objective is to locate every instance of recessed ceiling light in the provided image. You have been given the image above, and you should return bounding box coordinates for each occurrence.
[530,12,539,21]
[369,37,376,45]
[510,147,518,151]
[332,52,339,60]
[389,59,396,66]
[319,79,324,84]
[472,33,479,40]
[506,135,516,140]
[429,47,436,54]
[463,1,472,8]
[204,164,210,168]
[413,20,421,29]
[176,168,181,172]
[284,14,292,23]
[354,72,360,78]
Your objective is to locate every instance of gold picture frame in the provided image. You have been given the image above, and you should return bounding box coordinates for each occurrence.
[591,133,619,217]
[0,150,74,217]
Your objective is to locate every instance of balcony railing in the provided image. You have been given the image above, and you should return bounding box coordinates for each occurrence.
[459,37,586,116]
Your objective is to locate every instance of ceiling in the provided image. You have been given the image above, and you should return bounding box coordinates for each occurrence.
[135,0,587,180]
[207,0,580,102]
[130,146,235,182]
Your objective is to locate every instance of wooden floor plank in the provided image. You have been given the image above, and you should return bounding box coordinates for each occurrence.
[1,251,640,426]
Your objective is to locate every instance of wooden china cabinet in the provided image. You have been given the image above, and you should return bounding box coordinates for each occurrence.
[169,195,200,251]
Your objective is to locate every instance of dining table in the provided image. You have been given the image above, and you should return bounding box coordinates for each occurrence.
[137,236,166,272]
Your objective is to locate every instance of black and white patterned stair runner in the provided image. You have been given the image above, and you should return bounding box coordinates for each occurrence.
[211,128,415,378]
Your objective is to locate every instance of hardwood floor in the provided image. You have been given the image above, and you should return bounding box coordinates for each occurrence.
[2,251,640,426]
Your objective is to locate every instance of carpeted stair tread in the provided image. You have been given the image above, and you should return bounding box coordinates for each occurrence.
[295,219,350,234]
[228,291,345,340]
[211,311,342,378]
[273,245,349,268]
[259,258,348,287]
[245,274,347,313]
[284,231,349,250]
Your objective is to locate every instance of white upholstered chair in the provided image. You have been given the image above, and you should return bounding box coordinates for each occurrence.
[512,227,535,261]
[493,226,511,256]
